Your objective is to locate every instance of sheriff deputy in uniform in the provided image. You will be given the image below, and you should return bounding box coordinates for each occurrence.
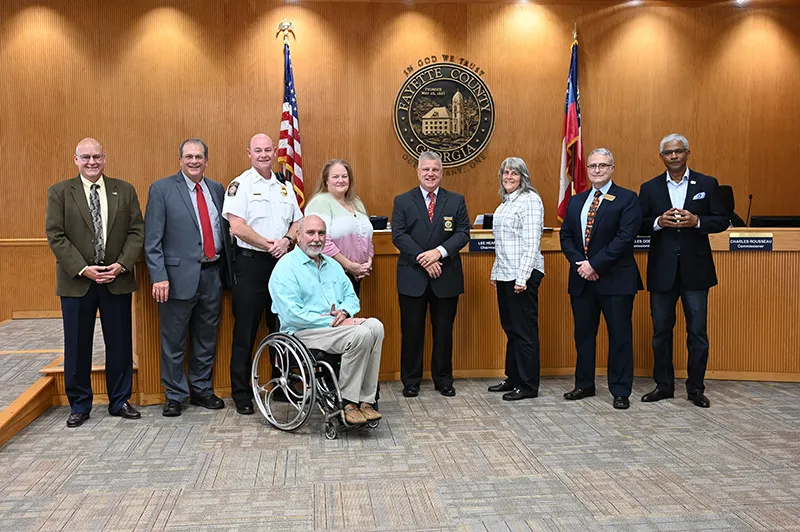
[222,133,302,415]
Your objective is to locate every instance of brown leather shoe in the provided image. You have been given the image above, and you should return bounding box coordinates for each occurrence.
[359,403,383,422]
[343,403,367,425]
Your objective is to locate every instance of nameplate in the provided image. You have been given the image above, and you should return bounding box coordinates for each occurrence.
[469,239,495,253]
[729,232,773,251]
[633,236,650,250]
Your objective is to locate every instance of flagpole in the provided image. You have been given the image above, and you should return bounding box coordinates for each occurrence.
[573,23,577,42]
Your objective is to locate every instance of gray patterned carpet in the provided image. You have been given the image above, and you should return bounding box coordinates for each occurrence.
[1,319,800,530]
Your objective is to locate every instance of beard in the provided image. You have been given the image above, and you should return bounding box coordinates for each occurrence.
[304,244,323,257]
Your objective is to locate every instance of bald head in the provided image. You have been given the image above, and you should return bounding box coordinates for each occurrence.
[248,134,276,178]
[76,137,102,155]
[74,137,105,182]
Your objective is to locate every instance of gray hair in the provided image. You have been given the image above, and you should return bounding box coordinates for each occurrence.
[417,151,442,166]
[659,134,690,153]
[498,157,537,199]
[588,148,615,166]
[298,214,326,233]
[180,138,209,159]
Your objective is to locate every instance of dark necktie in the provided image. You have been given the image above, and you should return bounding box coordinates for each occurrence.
[89,184,105,264]
[583,189,603,254]
[427,191,436,222]
[195,183,216,260]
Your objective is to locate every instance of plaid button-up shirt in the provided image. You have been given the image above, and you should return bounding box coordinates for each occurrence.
[490,189,545,286]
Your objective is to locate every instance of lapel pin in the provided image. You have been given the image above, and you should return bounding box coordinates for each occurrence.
[690,180,696,185]
[112,191,118,195]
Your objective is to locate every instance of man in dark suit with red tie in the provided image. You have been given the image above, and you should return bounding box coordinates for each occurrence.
[45,138,144,427]
[638,134,729,408]
[391,151,470,398]
[560,148,642,410]
[145,139,231,417]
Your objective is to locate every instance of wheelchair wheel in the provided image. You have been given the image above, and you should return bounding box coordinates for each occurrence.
[324,421,338,440]
[252,333,317,431]
[367,419,380,429]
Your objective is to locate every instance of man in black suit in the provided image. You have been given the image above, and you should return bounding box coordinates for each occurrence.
[638,134,729,408]
[391,151,470,398]
[145,139,232,417]
[45,138,144,427]
[560,148,642,410]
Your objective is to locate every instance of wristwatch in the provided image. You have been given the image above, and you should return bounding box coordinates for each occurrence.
[120,265,128,274]
[342,310,350,319]
[283,235,295,245]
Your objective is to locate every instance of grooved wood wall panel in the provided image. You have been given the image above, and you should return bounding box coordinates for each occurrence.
[1,1,799,241]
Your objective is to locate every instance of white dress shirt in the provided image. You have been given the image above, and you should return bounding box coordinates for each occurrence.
[80,174,108,244]
[419,186,448,259]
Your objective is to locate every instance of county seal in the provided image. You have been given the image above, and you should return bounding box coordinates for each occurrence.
[394,63,495,168]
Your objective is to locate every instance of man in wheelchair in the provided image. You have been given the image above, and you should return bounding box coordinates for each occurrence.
[268,215,385,426]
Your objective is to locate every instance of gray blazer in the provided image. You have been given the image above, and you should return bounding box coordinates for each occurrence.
[144,172,228,300]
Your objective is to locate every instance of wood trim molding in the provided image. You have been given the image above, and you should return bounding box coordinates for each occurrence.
[0,376,54,448]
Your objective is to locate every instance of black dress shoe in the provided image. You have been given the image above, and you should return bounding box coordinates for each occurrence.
[190,394,225,409]
[402,385,419,397]
[641,388,674,402]
[488,379,515,393]
[502,388,538,401]
[688,392,710,408]
[563,387,596,400]
[613,396,630,410]
[110,401,141,419]
[162,400,181,417]
[66,412,90,428]
[439,384,456,397]
[236,402,254,415]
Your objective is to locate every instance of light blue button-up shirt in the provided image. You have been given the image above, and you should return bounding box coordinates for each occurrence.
[580,180,613,240]
[268,247,360,334]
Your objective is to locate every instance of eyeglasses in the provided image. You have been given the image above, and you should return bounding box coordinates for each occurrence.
[587,163,613,171]
[182,154,206,161]
[78,154,105,162]
[661,148,688,157]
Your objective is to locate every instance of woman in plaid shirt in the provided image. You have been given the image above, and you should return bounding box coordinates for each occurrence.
[488,157,545,401]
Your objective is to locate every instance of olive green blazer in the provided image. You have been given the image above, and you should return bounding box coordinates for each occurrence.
[45,175,144,297]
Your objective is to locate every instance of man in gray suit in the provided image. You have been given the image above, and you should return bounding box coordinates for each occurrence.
[145,138,230,417]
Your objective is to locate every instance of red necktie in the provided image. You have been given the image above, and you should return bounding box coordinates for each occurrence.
[195,183,216,260]
[427,191,436,222]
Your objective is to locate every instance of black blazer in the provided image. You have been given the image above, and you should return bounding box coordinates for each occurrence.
[560,183,643,297]
[391,187,470,298]
[638,170,729,292]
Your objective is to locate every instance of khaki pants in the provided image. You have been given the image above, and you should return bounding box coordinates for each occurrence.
[295,318,384,403]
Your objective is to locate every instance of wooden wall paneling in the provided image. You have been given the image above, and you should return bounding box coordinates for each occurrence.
[745,10,800,217]
[0,241,59,322]
[2,2,800,235]
[0,1,98,239]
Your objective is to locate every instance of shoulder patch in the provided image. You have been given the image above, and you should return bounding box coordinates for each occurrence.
[227,181,239,197]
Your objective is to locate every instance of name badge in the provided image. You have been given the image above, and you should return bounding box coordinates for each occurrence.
[444,216,454,231]
[603,194,616,201]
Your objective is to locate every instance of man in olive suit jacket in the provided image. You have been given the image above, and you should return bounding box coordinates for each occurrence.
[45,138,144,428]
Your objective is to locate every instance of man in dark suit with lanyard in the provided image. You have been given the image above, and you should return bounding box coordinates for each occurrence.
[560,148,642,410]
[391,151,470,398]
[45,137,144,427]
[145,138,232,417]
[638,134,729,408]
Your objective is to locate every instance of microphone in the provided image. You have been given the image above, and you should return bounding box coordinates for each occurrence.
[746,194,753,226]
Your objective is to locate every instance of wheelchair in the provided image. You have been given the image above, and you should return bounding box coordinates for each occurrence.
[250,332,380,440]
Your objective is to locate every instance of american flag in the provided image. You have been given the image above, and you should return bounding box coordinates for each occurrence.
[278,42,305,209]
[557,35,587,222]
